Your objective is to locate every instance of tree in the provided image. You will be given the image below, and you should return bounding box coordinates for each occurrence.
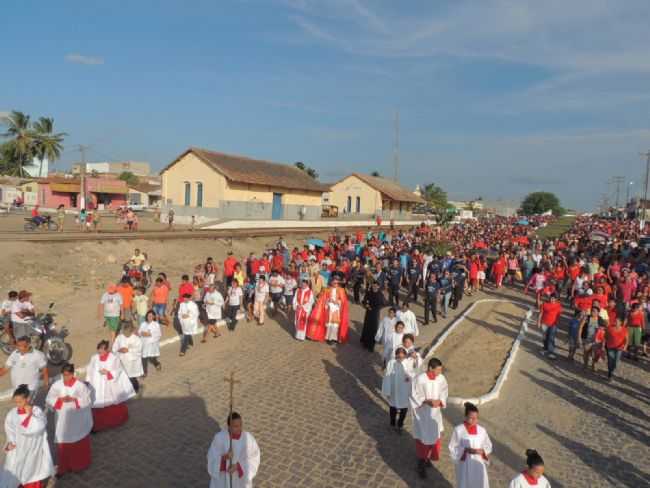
[294,161,318,179]
[32,117,66,175]
[421,182,448,208]
[118,171,140,186]
[371,170,381,177]
[520,191,564,216]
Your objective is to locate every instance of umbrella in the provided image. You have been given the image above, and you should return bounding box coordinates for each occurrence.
[307,238,325,248]
[517,219,529,226]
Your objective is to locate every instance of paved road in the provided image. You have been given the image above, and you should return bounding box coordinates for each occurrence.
[0,287,648,487]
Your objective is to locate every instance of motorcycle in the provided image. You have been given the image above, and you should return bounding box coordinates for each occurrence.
[122,263,152,290]
[0,303,73,365]
[24,215,59,232]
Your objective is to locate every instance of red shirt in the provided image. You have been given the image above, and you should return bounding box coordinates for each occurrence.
[606,326,627,350]
[628,310,644,328]
[224,257,238,277]
[540,301,562,327]
[177,282,194,303]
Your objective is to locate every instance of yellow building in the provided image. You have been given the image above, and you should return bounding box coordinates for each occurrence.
[161,147,327,220]
[328,173,424,220]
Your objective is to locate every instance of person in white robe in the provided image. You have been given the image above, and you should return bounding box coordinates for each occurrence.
[509,450,551,488]
[0,384,54,488]
[374,308,397,345]
[292,280,314,341]
[86,340,135,432]
[45,363,93,476]
[448,402,492,488]
[138,310,162,376]
[401,334,422,374]
[378,321,405,366]
[207,412,261,488]
[410,357,449,479]
[397,303,419,337]
[178,295,199,356]
[112,323,144,393]
[381,347,414,433]
[203,284,224,342]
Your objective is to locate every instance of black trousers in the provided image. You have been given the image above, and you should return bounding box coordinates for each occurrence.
[406,283,418,304]
[227,305,239,330]
[353,281,363,303]
[390,407,407,427]
[424,295,437,323]
[451,286,463,309]
[180,334,194,353]
[389,286,400,306]
[142,356,160,375]
[129,377,140,393]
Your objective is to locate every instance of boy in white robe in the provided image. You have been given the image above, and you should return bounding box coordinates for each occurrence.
[138,311,162,376]
[112,324,144,393]
[401,334,422,374]
[381,347,413,434]
[203,284,224,342]
[178,294,199,356]
[207,412,261,488]
[46,363,93,477]
[509,450,551,488]
[0,384,54,488]
[374,308,397,345]
[397,302,419,337]
[448,402,492,488]
[86,340,135,432]
[379,321,405,367]
[410,357,448,479]
[292,280,313,341]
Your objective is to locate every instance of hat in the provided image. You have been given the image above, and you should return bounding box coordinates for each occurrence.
[107,284,117,293]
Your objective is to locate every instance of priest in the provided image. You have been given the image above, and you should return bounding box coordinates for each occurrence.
[410,357,449,479]
[86,340,136,432]
[207,412,261,488]
[306,278,349,344]
[46,363,93,477]
[292,280,314,341]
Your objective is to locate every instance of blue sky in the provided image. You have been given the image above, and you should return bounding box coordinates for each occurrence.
[3,0,650,209]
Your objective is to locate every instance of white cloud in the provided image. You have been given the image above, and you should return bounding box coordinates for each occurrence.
[65,53,104,65]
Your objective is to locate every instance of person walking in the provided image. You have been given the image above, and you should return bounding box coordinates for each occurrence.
[605,317,628,380]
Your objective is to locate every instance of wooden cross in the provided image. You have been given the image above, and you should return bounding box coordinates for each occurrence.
[224,371,241,488]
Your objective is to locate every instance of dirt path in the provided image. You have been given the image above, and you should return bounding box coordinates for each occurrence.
[434,300,528,398]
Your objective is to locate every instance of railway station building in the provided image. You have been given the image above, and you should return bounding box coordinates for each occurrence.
[327,173,424,220]
[160,147,328,221]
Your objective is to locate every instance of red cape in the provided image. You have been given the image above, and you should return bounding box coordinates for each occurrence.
[306,287,349,343]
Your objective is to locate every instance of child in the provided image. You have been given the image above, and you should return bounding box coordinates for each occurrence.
[402,333,422,373]
[567,310,582,361]
[138,310,162,376]
[381,347,412,434]
[591,322,607,372]
[202,282,224,342]
[132,287,149,326]
[379,321,405,367]
[283,272,297,312]
[243,278,255,322]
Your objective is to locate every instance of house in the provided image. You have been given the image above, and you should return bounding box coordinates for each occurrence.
[328,173,424,220]
[0,177,36,206]
[34,174,128,209]
[160,147,328,220]
[127,181,162,207]
[72,161,151,176]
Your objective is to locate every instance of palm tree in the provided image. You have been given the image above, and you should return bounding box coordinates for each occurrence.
[1,111,35,177]
[32,117,66,176]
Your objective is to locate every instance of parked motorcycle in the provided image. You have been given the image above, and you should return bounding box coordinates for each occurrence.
[0,303,72,365]
[24,215,59,232]
[122,263,153,290]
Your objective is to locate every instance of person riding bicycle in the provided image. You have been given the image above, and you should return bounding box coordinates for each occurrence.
[31,205,46,227]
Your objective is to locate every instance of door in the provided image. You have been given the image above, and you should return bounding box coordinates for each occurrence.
[196,182,203,207]
[272,193,283,220]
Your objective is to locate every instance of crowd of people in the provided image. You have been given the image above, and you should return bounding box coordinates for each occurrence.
[0,213,647,486]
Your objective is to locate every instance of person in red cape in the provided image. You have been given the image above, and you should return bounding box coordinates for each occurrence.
[45,363,93,477]
[306,278,349,344]
[292,279,314,341]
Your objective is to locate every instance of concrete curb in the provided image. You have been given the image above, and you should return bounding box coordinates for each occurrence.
[421,298,533,406]
[0,311,247,401]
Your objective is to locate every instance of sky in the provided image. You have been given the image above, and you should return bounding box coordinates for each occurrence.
[3,0,650,210]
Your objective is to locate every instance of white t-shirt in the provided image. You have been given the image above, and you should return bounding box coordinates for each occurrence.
[6,349,47,391]
[10,301,34,324]
[284,277,297,296]
[100,292,122,317]
[1,299,16,315]
[227,287,243,306]
[204,290,224,320]
[269,275,285,294]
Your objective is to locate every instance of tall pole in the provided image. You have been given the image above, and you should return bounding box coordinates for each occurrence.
[77,145,89,210]
[642,151,650,221]
[393,110,399,182]
[613,176,624,209]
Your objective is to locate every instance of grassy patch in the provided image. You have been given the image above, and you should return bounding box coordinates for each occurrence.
[535,216,576,240]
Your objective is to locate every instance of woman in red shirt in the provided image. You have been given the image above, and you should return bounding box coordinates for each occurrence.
[605,318,628,380]
[626,302,645,361]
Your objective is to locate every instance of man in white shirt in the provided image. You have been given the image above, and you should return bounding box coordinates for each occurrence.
[98,285,123,344]
[203,283,224,342]
[268,271,285,314]
[11,290,36,340]
[226,281,244,331]
[0,336,48,395]
[253,276,270,325]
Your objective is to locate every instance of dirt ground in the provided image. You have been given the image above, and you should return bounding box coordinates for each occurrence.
[0,232,318,391]
[434,300,528,399]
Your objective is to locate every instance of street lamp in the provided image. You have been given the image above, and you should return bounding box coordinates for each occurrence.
[627,181,634,204]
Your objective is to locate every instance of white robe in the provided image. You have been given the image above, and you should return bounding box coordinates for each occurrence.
[397,310,419,336]
[138,320,162,357]
[403,352,422,376]
[375,316,397,344]
[292,288,314,341]
[381,359,413,409]
[112,334,144,378]
[448,423,492,488]
[178,301,200,335]
[45,378,93,444]
[381,331,404,363]
[410,373,449,445]
[0,406,54,488]
[85,353,136,408]
[509,473,551,488]
[207,430,261,488]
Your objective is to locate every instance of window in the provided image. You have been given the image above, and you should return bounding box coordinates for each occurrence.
[356,196,361,213]
[196,182,203,208]
[347,196,352,213]
[184,182,191,206]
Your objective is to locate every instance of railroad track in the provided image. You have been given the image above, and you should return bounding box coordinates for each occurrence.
[0,224,413,242]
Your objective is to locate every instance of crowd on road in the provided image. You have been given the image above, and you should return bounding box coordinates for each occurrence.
[0,213,648,487]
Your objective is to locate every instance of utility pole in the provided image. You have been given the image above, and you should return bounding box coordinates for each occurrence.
[77,144,90,210]
[640,151,650,222]
[393,110,399,182]
[626,180,634,205]
[612,176,625,209]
